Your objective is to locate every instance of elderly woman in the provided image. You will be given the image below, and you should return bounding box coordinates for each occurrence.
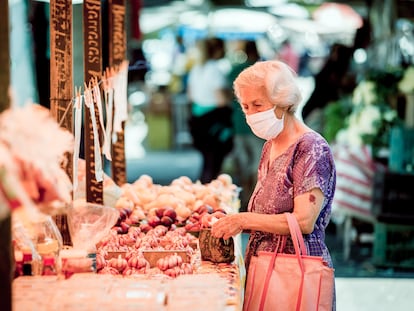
[211,60,336,310]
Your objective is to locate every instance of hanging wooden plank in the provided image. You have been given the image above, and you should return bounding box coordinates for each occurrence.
[84,0,102,81]
[108,0,127,66]
[83,0,104,204]
[0,0,10,113]
[50,0,73,246]
[50,0,73,136]
[0,2,12,310]
[108,0,127,186]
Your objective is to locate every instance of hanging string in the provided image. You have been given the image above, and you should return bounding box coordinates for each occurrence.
[58,99,74,127]
[56,60,150,128]
[128,60,150,71]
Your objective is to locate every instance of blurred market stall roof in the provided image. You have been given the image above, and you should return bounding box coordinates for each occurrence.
[139,1,191,38]
[270,2,364,47]
[245,0,288,7]
[268,3,309,19]
[177,7,279,41]
[312,2,363,32]
[139,1,364,44]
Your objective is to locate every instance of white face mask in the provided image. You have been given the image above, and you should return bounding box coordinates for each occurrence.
[246,107,284,140]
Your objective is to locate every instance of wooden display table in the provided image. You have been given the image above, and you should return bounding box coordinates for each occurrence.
[12,260,243,311]
[13,233,245,311]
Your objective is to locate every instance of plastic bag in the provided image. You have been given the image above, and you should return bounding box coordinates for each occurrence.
[13,209,63,255]
[12,212,63,275]
[67,201,119,251]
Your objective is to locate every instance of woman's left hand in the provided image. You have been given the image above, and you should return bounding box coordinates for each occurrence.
[211,214,244,240]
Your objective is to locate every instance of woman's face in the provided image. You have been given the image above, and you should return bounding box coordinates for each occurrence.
[237,88,274,115]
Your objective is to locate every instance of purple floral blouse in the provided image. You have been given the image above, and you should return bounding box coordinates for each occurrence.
[245,131,336,271]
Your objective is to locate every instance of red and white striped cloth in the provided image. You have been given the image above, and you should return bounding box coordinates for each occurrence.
[331,143,377,224]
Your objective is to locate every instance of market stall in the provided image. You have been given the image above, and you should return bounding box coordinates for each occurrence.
[1,101,245,310]
[13,266,242,311]
[0,1,248,311]
[11,171,245,311]
[322,15,414,265]
[1,105,246,308]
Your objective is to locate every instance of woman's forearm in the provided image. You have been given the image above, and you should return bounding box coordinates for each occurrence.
[238,212,291,235]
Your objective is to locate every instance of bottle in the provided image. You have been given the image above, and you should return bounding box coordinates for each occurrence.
[22,253,33,276]
[42,256,57,276]
[37,238,59,275]
[37,238,59,260]
[14,249,23,278]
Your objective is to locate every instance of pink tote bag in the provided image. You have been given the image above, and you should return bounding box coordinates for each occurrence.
[243,213,334,311]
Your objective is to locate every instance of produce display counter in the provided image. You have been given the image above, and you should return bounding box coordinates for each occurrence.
[13,256,244,311]
[12,172,245,310]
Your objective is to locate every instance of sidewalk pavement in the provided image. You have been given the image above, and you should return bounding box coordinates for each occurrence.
[335,277,414,311]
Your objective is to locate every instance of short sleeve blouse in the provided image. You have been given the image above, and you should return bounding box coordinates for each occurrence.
[245,131,336,270]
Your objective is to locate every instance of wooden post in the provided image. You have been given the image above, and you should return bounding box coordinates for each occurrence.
[50,0,74,135]
[49,0,73,246]
[108,0,127,186]
[0,0,10,113]
[0,214,12,311]
[83,0,104,204]
[0,1,12,310]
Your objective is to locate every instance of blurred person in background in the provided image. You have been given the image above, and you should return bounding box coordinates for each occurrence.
[187,37,234,183]
[276,39,300,74]
[228,40,264,210]
[301,43,354,133]
[302,18,372,133]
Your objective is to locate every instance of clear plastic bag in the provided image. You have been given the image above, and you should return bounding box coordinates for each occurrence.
[12,212,63,275]
[67,202,119,251]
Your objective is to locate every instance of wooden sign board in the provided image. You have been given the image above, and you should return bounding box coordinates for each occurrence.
[0,3,12,311]
[84,0,102,81]
[83,0,104,204]
[49,0,73,246]
[108,0,127,186]
[50,0,73,137]
[0,0,10,113]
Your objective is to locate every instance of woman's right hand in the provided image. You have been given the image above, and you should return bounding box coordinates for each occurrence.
[211,213,245,240]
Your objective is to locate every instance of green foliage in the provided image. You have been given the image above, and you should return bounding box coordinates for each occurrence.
[322,97,352,143]
[322,66,406,158]
[365,67,405,100]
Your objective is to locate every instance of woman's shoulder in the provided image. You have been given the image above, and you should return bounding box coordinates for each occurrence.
[263,131,331,159]
[297,131,330,146]
[293,131,333,158]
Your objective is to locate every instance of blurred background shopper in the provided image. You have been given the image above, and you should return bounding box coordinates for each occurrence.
[187,37,233,183]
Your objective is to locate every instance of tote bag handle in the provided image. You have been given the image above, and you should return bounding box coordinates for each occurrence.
[259,213,308,311]
[285,213,308,256]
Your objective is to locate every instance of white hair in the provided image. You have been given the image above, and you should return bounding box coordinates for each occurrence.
[233,60,302,113]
